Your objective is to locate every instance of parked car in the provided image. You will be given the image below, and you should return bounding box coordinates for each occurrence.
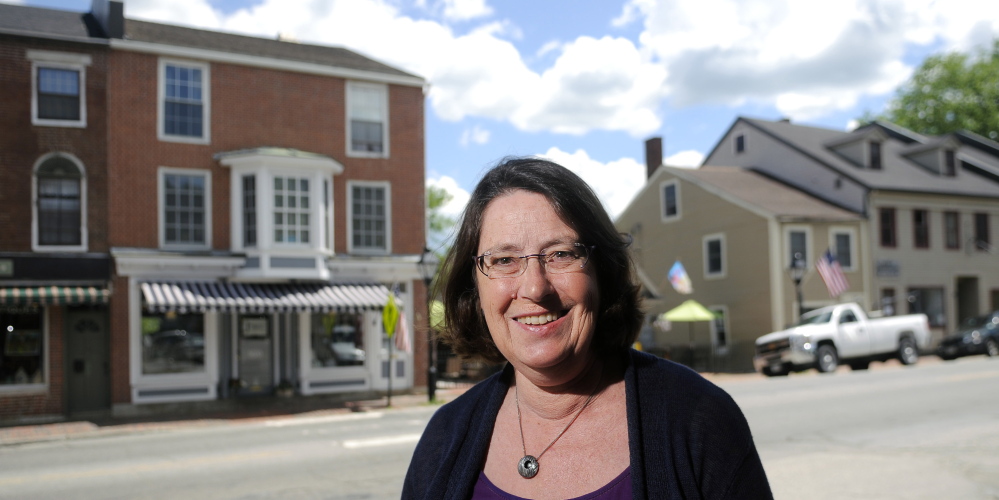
[754,303,931,376]
[936,311,999,360]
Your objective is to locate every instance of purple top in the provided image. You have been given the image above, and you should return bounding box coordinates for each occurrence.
[471,468,632,500]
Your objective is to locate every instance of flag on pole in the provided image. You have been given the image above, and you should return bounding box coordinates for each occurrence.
[815,250,849,298]
[395,311,411,353]
[667,260,693,294]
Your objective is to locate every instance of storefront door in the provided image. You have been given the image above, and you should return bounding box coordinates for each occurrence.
[66,307,110,414]
[238,315,272,395]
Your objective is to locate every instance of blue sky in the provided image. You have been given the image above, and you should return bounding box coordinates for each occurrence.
[11,0,999,228]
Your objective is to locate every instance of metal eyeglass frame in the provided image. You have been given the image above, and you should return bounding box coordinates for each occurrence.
[473,243,596,279]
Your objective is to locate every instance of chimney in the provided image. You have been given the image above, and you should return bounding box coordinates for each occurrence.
[644,137,663,179]
[91,0,124,39]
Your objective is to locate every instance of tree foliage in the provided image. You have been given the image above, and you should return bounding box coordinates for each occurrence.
[426,184,456,259]
[873,39,999,140]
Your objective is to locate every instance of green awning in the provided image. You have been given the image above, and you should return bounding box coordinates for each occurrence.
[0,286,110,306]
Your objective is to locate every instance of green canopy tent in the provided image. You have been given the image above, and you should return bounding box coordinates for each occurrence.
[660,300,719,369]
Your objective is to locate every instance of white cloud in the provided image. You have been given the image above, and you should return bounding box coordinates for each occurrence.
[664,150,703,168]
[441,0,493,22]
[634,0,999,119]
[427,175,470,219]
[538,148,646,219]
[120,0,999,135]
[460,125,491,146]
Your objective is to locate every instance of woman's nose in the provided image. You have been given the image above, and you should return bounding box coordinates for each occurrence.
[516,257,554,300]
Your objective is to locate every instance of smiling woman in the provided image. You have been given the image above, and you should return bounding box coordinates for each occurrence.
[403,157,772,500]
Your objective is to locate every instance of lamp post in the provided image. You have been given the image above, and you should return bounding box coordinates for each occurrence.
[417,248,437,402]
[790,252,806,321]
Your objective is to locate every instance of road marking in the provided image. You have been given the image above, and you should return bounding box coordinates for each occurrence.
[341,433,421,449]
[263,411,383,427]
[0,450,288,486]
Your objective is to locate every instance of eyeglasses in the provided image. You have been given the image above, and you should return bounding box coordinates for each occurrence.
[473,243,595,279]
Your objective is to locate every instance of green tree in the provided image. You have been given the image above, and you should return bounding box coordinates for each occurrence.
[872,39,999,140]
[427,184,456,259]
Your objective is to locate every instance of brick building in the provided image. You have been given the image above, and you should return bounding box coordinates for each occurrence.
[1,0,428,423]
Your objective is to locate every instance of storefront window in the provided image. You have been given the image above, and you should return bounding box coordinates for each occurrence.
[1,309,45,386]
[311,312,364,367]
[907,287,946,327]
[141,311,205,374]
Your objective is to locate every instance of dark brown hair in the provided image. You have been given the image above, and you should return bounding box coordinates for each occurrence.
[435,157,642,362]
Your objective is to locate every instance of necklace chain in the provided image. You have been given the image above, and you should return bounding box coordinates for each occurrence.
[514,371,603,478]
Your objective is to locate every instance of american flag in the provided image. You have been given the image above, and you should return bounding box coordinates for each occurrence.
[815,250,849,298]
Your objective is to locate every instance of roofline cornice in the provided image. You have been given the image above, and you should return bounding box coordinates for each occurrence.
[0,27,109,46]
[109,38,426,87]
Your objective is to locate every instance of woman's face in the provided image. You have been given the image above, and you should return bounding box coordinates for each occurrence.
[475,190,600,381]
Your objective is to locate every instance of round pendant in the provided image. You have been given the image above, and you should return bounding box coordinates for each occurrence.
[518,455,539,479]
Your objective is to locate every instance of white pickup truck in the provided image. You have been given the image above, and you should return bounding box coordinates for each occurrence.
[753,303,932,376]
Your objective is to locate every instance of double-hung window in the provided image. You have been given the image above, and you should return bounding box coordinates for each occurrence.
[349,181,391,254]
[347,82,388,157]
[660,179,680,222]
[912,209,930,249]
[34,154,85,250]
[28,50,90,127]
[944,211,960,250]
[273,176,310,244]
[975,212,990,251]
[879,207,897,248]
[831,229,855,270]
[159,59,210,143]
[787,228,809,268]
[703,233,725,279]
[160,169,211,249]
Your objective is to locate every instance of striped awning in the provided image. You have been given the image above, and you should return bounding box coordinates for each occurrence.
[0,286,111,306]
[140,281,393,314]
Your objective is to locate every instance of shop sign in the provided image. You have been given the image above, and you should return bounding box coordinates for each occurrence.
[876,259,900,277]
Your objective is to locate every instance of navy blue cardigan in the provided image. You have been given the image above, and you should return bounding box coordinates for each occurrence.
[402,349,772,499]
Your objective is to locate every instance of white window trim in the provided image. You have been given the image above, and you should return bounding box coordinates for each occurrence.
[0,307,49,394]
[269,171,323,248]
[346,81,389,158]
[158,167,212,250]
[157,58,211,144]
[659,179,681,223]
[31,152,88,252]
[708,305,729,353]
[702,232,726,279]
[347,180,392,255]
[28,50,90,128]
[829,227,857,272]
[784,225,812,269]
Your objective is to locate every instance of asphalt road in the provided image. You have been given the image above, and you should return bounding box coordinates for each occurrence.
[1,355,996,499]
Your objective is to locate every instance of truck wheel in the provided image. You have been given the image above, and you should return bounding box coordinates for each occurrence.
[848,361,870,371]
[986,339,998,357]
[816,345,838,373]
[897,337,919,365]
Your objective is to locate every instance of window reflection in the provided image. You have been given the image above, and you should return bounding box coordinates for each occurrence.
[312,312,365,367]
[141,312,205,374]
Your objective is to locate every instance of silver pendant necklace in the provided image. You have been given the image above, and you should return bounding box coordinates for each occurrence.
[514,376,601,479]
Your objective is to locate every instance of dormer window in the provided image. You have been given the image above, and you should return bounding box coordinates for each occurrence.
[944,150,956,177]
[869,141,882,170]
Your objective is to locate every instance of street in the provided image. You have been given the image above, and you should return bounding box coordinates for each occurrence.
[1,356,997,499]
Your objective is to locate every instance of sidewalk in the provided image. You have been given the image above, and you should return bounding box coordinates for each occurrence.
[0,386,469,447]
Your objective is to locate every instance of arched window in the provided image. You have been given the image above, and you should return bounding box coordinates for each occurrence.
[35,154,84,248]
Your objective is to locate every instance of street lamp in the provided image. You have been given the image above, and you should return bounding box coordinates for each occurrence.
[789,252,807,321]
[417,247,437,402]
